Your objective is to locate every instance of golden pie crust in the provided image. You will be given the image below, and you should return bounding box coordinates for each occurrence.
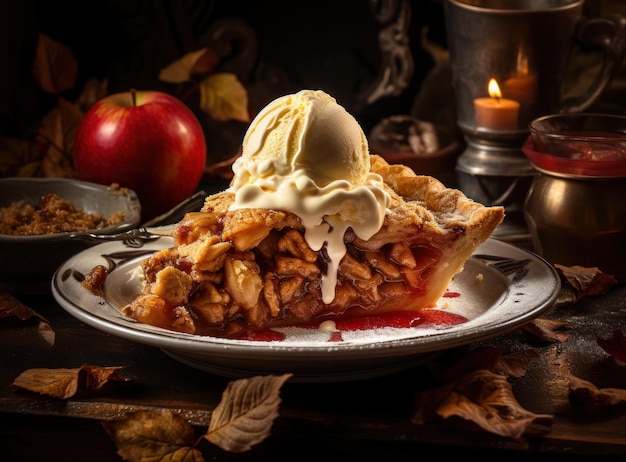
[121,155,504,338]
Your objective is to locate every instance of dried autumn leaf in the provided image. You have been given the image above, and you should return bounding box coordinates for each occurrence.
[56,96,84,159]
[199,73,250,123]
[159,48,220,84]
[81,364,129,390]
[32,33,78,94]
[428,346,504,384]
[434,369,553,440]
[412,383,455,424]
[493,349,540,378]
[554,264,618,303]
[75,77,109,112]
[17,162,42,177]
[38,321,55,346]
[568,373,626,408]
[36,97,82,177]
[11,365,128,399]
[102,409,203,462]
[12,368,80,399]
[205,374,292,453]
[0,290,45,321]
[0,137,41,177]
[520,318,569,345]
[204,150,240,180]
[597,330,626,366]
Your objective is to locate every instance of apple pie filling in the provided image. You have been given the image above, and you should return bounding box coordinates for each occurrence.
[120,156,505,339]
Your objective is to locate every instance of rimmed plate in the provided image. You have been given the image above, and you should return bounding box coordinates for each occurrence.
[52,235,560,382]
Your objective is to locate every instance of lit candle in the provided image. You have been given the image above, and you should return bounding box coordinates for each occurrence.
[474,78,520,131]
[502,74,537,107]
[503,50,537,108]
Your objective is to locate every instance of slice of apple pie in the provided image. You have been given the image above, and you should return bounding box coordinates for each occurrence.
[122,155,504,338]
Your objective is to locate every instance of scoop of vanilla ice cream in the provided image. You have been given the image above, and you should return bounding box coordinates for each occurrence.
[231,89,370,188]
[230,89,390,304]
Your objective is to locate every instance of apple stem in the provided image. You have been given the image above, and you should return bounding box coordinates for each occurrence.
[131,88,137,107]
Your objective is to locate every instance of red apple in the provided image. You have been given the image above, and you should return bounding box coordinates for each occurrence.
[73,90,207,221]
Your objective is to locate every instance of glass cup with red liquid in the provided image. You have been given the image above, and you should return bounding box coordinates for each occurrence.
[522,113,626,282]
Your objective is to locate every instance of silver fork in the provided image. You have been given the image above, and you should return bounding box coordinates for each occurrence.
[473,254,531,279]
[68,226,174,243]
[68,191,207,243]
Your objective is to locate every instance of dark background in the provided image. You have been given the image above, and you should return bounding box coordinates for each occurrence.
[1,0,625,167]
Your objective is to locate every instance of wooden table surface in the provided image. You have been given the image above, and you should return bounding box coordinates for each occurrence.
[2,265,626,461]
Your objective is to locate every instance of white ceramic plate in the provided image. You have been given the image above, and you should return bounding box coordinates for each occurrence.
[52,234,560,382]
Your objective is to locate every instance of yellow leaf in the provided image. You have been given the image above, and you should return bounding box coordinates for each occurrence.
[159,48,220,84]
[199,73,250,123]
[102,409,203,462]
[205,374,291,453]
[32,33,78,94]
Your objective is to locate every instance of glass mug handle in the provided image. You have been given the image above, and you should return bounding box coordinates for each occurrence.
[561,14,626,113]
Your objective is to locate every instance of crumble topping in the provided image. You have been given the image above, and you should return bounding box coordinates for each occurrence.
[0,193,124,236]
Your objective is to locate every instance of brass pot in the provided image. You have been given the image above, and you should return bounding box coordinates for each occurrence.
[522,124,626,282]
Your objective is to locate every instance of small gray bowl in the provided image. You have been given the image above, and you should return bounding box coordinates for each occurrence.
[0,178,141,293]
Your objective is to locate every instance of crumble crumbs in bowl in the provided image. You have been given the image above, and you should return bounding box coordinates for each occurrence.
[0,178,141,293]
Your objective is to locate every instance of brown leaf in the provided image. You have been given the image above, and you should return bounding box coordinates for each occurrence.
[12,368,80,399]
[205,374,292,453]
[435,369,553,440]
[199,73,250,123]
[102,409,203,462]
[159,48,220,84]
[554,264,618,303]
[11,365,129,399]
[41,108,65,177]
[493,349,540,378]
[0,290,43,321]
[75,77,109,112]
[81,365,130,390]
[597,330,626,366]
[568,373,626,408]
[412,383,455,424]
[38,321,55,346]
[56,96,84,161]
[0,137,42,177]
[36,97,82,178]
[428,346,504,384]
[42,143,74,178]
[17,162,43,177]
[204,150,240,180]
[520,318,569,345]
[32,33,78,94]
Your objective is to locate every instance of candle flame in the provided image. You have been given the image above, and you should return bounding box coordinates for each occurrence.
[488,78,502,101]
